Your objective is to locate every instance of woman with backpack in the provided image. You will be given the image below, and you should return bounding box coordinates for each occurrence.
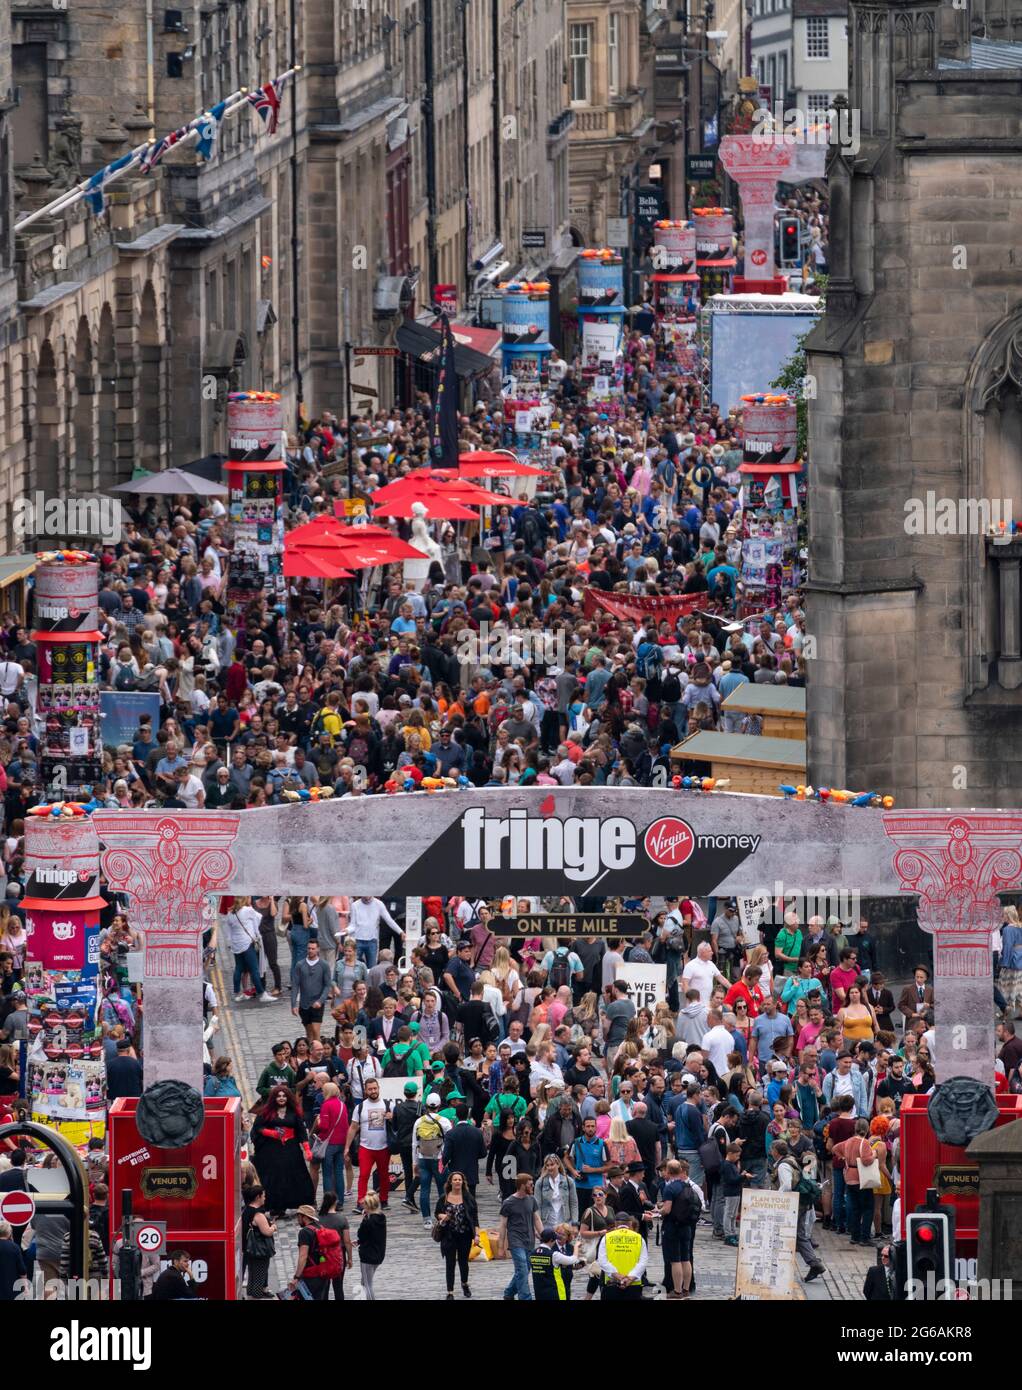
[433,1170,478,1299]
[355,1194,387,1300]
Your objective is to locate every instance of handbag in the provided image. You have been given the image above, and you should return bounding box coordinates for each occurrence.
[310,1135,330,1161]
[856,1140,882,1191]
[246,1224,276,1259]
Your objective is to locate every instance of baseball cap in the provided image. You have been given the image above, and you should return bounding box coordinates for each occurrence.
[426,1093,441,1108]
[403,1081,418,1095]
[540,1227,557,1243]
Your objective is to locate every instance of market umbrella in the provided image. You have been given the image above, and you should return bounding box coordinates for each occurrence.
[458,454,545,480]
[108,467,228,497]
[371,495,479,521]
[370,474,496,507]
[285,530,422,567]
[283,551,354,580]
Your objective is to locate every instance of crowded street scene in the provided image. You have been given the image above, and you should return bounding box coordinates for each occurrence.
[0,0,1017,1360]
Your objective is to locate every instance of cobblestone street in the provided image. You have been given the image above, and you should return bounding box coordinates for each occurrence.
[214,933,874,1302]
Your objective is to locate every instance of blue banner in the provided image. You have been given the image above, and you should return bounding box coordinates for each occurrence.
[100,690,162,752]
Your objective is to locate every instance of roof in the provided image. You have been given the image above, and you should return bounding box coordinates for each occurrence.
[793,0,847,17]
[0,554,37,589]
[396,322,495,378]
[720,684,807,716]
[939,37,1022,70]
[671,731,807,770]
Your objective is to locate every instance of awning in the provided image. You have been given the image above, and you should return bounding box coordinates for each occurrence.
[0,554,38,589]
[431,321,501,359]
[396,322,495,377]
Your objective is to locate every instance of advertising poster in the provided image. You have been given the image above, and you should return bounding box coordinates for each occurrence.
[578,257,624,307]
[581,319,621,370]
[24,909,101,974]
[501,289,550,346]
[734,1190,800,1299]
[30,1059,107,1125]
[742,400,798,466]
[100,690,162,753]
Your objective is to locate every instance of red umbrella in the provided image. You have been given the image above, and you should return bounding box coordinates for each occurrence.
[283,551,354,580]
[369,476,494,507]
[458,452,545,479]
[371,495,479,521]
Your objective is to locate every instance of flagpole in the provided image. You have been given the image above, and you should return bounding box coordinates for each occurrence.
[15,66,299,234]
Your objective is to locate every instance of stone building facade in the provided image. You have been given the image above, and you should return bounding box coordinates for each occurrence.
[806,0,1022,808]
[565,0,658,247]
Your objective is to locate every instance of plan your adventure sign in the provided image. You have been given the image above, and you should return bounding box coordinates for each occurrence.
[386,806,760,897]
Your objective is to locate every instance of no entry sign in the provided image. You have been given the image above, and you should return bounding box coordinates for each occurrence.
[0,1189,36,1226]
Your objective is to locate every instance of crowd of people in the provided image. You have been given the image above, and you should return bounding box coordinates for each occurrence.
[220,891,1021,1299]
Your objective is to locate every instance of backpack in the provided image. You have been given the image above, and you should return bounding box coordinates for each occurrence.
[416,1113,445,1159]
[382,1050,409,1079]
[481,1003,501,1045]
[667,1182,702,1226]
[309,708,331,741]
[780,1157,822,1206]
[548,951,572,990]
[303,1225,343,1279]
[636,641,663,682]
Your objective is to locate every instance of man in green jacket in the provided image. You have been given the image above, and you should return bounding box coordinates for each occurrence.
[255,1042,295,1100]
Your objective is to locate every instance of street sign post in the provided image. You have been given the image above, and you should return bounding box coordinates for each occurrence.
[0,1189,35,1227]
[133,1220,167,1254]
[606,216,630,249]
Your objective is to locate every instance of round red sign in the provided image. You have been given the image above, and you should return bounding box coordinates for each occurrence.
[0,1189,36,1227]
[643,817,695,868]
[751,248,767,266]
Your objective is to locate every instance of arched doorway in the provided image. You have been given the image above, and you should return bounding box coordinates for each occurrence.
[73,316,95,492]
[34,340,60,509]
[139,282,161,472]
[97,305,118,489]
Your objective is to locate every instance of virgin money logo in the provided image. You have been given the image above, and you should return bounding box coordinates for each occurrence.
[751,248,767,266]
[644,817,695,868]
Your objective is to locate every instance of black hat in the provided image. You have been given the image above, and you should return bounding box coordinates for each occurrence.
[626,1159,645,1174]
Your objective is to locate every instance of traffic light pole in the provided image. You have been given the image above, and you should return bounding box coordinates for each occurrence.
[344,339,354,497]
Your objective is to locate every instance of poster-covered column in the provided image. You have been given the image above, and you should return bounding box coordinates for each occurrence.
[500,281,554,466]
[225,392,287,630]
[737,394,802,617]
[32,552,102,800]
[577,250,626,417]
[22,809,107,1144]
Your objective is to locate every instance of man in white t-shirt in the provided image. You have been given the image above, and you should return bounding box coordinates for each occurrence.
[346,1076,393,1210]
[700,1009,735,1076]
[681,943,727,1004]
[0,658,24,699]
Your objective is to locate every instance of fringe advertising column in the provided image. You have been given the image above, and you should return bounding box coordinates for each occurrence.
[499,280,553,467]
[576,251,626,418]
[21,808,107,1146]
[225,392,287,631]
[32,552,103,800]
[650,222,701,373]
[737,394,803,618]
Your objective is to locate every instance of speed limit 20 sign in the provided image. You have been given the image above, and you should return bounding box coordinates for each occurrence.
[134,1221,166,1253]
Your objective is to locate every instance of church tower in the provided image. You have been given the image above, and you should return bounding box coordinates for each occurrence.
[806,0,1022,806]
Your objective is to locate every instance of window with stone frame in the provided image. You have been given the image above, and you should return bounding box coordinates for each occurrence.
[569,23,592,105]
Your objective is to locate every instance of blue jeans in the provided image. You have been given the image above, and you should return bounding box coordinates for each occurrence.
[355,940,378,970]
[831,1166,847,1230]
[321,1144,346,1205]
[418,1158,444,1219]
[503,1246,533,1300]
[745,1157,767,1189]
[845,1184,872,1242]
[233,947,263,995]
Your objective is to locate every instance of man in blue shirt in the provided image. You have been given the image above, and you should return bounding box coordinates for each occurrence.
[566,1116,610,1216]
[750,997,793,1076]
[583,657,612,710]
[673,1083,709,1184]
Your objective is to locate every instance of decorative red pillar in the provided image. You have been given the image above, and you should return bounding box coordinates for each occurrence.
[92,813,240,1091]
[883,812,1022,1088]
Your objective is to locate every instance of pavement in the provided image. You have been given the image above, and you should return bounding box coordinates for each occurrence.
[213,931,876,1300]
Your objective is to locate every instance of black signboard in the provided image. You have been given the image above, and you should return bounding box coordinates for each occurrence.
[521,229,547,250]
[635,186,665,228]
[686,154,717,182]
[491,914,649,938]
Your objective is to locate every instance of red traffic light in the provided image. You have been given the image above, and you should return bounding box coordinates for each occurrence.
[916,1223,937,1243]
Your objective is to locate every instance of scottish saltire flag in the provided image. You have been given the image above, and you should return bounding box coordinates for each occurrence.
[83,152,135,215]
[195,101,229,161]
[246,78,284,135]
[139,124,188,174]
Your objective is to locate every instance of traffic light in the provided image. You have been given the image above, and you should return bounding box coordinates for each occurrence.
[905,1191,955,1299]
[777,217,802,268]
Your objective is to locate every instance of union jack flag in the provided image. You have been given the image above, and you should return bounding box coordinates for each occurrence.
[246,79,284,135]
[139,124,188,174]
